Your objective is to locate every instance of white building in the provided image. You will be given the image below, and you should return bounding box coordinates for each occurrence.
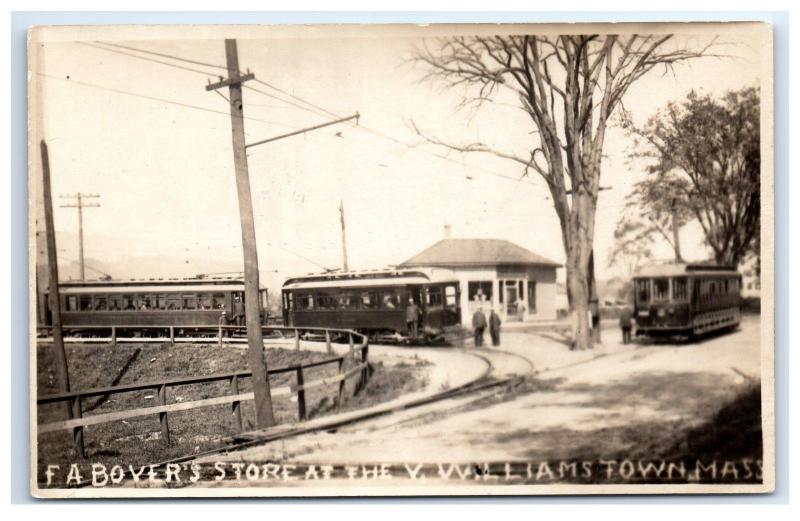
[400,233,560,324]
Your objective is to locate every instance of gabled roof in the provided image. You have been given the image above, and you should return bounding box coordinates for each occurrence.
[400,238,560,268]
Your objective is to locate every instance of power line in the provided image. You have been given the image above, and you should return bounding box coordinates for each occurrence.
[38,73,297,130]
[86,39,542,188]
[80,42,219,78]
[95,40,228,70]
[245,78,541,187]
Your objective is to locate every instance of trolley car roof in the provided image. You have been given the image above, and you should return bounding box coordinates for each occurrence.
[283,268,458,290]
[59,283,246,294]
[635,263,739,278]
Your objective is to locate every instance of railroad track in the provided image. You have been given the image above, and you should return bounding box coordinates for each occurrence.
[81,346,533,486]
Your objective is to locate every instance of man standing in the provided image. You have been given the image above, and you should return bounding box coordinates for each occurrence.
[489,307,502,346]
[619,306,634,345]
[233,294,245,326]
[472,307,487,347]
[406,298,421,339]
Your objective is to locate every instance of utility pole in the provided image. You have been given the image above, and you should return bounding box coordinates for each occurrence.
[339,200,349,272]
[206,39,275,428]
[59,192,100,280]
[205,40,358,427]
[671,197,683,262]
[41,141,73,423]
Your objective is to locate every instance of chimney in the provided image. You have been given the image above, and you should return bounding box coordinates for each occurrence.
[443,224,452,239]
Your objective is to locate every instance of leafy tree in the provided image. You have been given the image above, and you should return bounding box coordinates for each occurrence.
[414,35,713,349]
[621,87,760,268]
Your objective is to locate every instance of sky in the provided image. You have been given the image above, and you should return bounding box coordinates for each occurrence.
[30,24,768,291]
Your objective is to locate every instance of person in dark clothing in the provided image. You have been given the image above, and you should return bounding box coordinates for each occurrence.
[472,308,487,347]
[233,296,245,327]
[489,308,502,346]
[406,298,421,339]
[619,306,634,344]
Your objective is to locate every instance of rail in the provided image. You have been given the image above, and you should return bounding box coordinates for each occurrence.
[36,326,370,458]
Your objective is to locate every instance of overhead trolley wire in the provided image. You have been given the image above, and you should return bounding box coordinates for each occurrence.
[93,41,228,71]
[37,73,297,130]
[83,40,541,188]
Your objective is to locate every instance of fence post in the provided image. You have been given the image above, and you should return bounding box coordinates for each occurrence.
[111,326,116,347]
[218,325,223,347]
[230,375,242,432]
[325,330,332,354]
[294,328,300,350]
[357,343,370,394]
[348,332,354,357]
[337,357,346,412]
[296,365,306,421]
[158,384,170,445]
[71,396,85,458]
[169,326,175,345]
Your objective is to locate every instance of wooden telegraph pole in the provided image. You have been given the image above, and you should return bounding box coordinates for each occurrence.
[206,39,276,428]
[59,192,100,280]
[40,141,73,419]
[206,39,359,427]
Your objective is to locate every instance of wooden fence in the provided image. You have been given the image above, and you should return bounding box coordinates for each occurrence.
[36,326,370,458]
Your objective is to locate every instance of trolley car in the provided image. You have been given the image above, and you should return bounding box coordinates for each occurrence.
[281,268,462,343]
[633,263,742,338]
[42,276,268,334]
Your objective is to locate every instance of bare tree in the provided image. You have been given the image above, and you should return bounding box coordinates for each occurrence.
[414,34,713,349]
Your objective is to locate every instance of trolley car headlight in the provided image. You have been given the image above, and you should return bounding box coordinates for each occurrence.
[657,308,666,318]
[668,307,674,315]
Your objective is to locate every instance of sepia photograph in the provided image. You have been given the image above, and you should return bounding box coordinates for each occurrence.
[27,21,774,497]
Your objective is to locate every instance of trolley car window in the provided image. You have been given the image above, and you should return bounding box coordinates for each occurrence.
[122,295,136,310]
[653,279,669,301]
[79,295,93,311]
[635,279,650,304]
[198,293,212,310]
[317,295,338,310]
[361,291,380,309]
[298,294,315,310]
[426,287,443,308]
[66,295,78,311]
[381,291,400,309]
[108,295,122,311]
[137,295,152,310]
[212,294,225,310]
[166,295,181,310]
[445,285,458,308]
[182,295,197,310]
[94,296,107,311]
[672,278,688,301]
[338,293,359,309]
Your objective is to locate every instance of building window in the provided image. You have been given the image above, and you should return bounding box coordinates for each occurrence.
[527,281,536,313]
[445,285,458,308]
[468,281,493,302]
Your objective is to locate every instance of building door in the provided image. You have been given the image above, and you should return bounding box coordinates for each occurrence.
[505,285,518,316]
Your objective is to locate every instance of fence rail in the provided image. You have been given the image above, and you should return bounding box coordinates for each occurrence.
[36,326,370,458]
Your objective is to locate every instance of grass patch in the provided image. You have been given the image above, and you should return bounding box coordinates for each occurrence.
[36,342,428,474]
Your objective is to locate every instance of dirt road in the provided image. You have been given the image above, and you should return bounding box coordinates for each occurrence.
[215,316,762,465]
